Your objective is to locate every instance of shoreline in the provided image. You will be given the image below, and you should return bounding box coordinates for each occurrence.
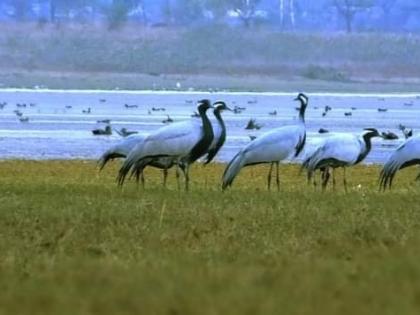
[2,71,420,94]
[2,87,420,98]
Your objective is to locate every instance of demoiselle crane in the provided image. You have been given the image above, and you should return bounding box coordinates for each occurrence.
[379,135,420,190]
[98,134,179,187]
[117,99,214,191]
[304,128,381,191]
[222,93,308,191]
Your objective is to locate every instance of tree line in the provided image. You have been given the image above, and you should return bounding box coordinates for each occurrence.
[1,0,420,33]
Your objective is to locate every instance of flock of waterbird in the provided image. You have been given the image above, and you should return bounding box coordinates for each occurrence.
[98,93,420,191]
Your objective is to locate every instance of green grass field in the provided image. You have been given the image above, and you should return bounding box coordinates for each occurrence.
[1,160,420,314]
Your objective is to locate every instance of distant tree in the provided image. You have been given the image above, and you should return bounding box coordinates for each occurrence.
[332,0,373,33]
[230,0,262,28]
[377,0,396,30]
[203,0,230,21]
[279,0,296,30]
[8,0,30,21]
[163,0,207,26]
[107,0,130,29]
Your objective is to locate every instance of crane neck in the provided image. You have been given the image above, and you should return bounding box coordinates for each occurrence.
[355,133,374,164]
[214,109,226,132]
[298,101,307,123]
[199,108,213,138]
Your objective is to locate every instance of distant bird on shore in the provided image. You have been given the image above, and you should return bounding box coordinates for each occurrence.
[19,117,29,123]
[14,110,23,117]
[322,105,332,117]
[404,101,414,107]
[222,93,308,191]
[124,104,138,109]
[377,108,388,112]
[318,128,329,134]
[162,115,174,124]
[269,110,277,116]
[16,103,26,108]
[233,105,246,114]
[344,112,352,117]
[380,135,420,190]
[381,131,398,140]
[82,107,91,114]
[303,128,382,191]
[115,128,138,137]
[97,119,111,124]
[398,124,413,139]
[0,102,7,109]
[92,125,112,136]
[152,107,166,112]
[65,105,72,109]
[245,118,262,130]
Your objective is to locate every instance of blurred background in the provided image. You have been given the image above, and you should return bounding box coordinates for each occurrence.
[0,0,419,91]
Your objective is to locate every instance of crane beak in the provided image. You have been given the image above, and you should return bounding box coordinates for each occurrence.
[225,106,233,111]
[294,97,299,101]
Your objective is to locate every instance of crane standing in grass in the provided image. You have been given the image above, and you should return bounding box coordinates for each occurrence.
[98,134,179,188]
[222,93,308,191]
[304,128,382,192]
[379,135,420,190]
[117,99,214,191]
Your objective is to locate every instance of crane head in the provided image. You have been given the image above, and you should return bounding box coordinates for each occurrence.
[213,101,232,112]
[197,99,213,112]
[363,127,381,138]
[294,93,308,107]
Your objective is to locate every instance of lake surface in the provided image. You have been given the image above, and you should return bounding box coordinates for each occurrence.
[0,89,419,164]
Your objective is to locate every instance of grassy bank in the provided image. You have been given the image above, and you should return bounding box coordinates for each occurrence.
[1,160,420,314]
[1,23,420,92]
[3,69,420,93]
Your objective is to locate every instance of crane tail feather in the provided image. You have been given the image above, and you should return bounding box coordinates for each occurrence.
[222,151,246,190]
[379,159,401,191]
[117,154,138,186]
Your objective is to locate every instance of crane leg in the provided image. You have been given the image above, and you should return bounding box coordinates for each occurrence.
[310,171,317,188]
[134,168,145,189]
[141,172,145,189]
[175,166,181,190]
[184,165,190,192]
[163,168,168,188]
[321,168,330,191]
[343,167,348,193]
[275,161,280,192]
[267,162,274,190]
[332,168,336,191]
[416,170,420,181]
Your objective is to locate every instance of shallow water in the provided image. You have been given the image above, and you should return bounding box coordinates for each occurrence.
[0,89,419,164]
